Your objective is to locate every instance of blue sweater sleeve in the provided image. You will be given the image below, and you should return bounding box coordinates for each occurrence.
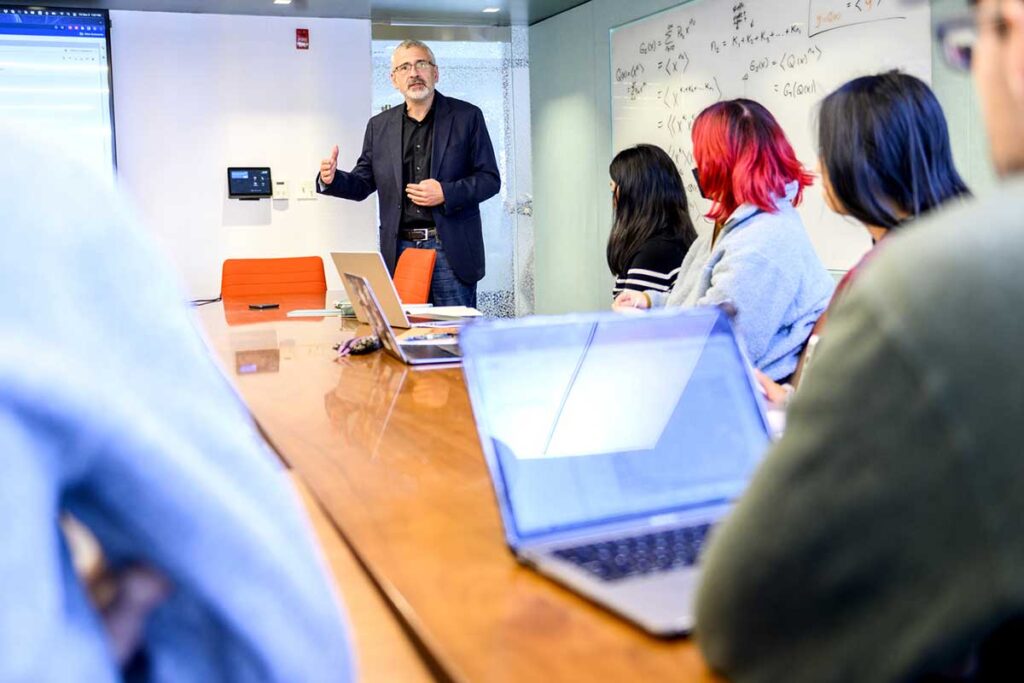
[697,250,798,365]
[0,410,119,682]
[2,127,356,683]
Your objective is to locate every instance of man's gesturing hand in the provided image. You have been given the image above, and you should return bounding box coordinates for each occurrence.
[320,145,339,185]
[406,179,445,207]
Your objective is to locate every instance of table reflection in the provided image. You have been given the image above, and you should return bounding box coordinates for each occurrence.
[323,356,456,458]
[229,329,280,375]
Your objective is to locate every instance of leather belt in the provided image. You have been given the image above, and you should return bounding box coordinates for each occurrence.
[399,227,438,241]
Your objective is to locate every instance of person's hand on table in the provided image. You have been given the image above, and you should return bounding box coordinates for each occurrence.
[320,145,339,185]
[612,289,651,312]
[406,179,445,207]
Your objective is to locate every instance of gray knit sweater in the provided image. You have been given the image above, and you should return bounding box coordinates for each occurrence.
[695,178,1024,682]
[648,182,834,380]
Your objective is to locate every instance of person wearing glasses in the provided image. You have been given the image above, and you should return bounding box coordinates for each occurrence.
[613,99,834,382]
[317,39,500,307]
[695,2,1024,680]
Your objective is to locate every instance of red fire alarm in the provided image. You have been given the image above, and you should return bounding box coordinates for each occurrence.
[296,28,309,50]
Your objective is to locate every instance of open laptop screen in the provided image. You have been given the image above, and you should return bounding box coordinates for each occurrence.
[460,308,771,543]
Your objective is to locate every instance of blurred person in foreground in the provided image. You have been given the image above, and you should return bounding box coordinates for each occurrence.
[0,129,354,681]
[695,1,1024,681]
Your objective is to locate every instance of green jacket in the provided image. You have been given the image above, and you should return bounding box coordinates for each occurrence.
[695,178,1024,682]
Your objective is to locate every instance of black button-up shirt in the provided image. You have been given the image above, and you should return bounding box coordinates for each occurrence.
[400,103,435,230]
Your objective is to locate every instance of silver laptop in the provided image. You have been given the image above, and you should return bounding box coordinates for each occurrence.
[459,307,772,636]
[331,251,419,328]
[344,273,462,366]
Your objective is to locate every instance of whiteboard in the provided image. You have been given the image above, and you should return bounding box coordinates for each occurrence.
[611,0,932,270]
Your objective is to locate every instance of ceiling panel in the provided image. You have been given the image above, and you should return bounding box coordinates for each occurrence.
[2,0,589,25]
[371,0,588,26]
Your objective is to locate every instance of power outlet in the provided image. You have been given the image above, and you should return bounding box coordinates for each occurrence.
[272,179,290,200]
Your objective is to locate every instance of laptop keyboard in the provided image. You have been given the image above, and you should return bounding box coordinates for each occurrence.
[552,523,712,582]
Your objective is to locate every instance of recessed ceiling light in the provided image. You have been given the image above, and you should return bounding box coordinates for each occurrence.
[273,0,293,4]
[482,7,500,13]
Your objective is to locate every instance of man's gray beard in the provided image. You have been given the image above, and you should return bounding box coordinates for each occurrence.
[405,85,432,101]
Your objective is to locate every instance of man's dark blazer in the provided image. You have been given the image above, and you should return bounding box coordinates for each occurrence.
[318,91,501,284]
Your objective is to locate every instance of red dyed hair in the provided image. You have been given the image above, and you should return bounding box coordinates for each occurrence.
[691,99,814,223]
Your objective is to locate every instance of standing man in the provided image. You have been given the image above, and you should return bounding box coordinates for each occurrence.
[318,39,501,308]
[695,1,1024,681]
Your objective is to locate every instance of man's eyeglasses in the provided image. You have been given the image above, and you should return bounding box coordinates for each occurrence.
[935,7,1011,72]
[392,59,435,75]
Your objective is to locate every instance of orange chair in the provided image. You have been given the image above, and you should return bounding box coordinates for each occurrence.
[221,256,327,298]
[392,248,436,304]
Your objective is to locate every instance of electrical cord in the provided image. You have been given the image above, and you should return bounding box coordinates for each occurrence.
[190,295,222,307]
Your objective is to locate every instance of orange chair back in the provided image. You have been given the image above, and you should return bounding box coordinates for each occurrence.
[393,248,436,304]
[221,257,327,298]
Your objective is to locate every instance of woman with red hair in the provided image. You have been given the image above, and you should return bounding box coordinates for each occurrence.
[614,99,833,381]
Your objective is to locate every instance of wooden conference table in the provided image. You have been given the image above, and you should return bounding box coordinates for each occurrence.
[196,292,721,682]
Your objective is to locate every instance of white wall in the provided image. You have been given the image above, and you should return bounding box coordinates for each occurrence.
[110,11,377,298]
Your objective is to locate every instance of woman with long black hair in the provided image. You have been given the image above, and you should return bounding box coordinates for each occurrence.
[607,144,697,299]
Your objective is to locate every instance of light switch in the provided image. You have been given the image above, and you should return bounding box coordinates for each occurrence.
[298,180,317,200]
[272,179,290,200]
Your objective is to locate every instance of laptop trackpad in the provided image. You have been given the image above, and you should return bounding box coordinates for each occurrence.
[540,556,700,635]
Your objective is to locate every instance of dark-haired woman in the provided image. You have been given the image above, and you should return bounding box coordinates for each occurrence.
[757,70,970,402]
[607,144,698,299]
[614,99,834,382]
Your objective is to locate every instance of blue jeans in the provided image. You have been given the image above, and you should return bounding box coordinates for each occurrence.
[397,237,477,308]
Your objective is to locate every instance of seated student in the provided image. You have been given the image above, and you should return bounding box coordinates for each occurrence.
[606,144,697,298]
[613,99,834,381]
[0,130,353,681]
[758,70,971,403]
[694,1,1024,679]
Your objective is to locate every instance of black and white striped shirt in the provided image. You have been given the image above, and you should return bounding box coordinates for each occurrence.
[612,235,689,298]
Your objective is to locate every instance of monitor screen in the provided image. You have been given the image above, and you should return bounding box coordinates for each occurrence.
[227,167,272,198]
[460,309,772,542]
[0,5,116,181]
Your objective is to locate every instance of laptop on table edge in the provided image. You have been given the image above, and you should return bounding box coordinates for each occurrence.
[343,272,462,366]
[331,251,481,328]
[458,307,772,636]
[331,251,422,329]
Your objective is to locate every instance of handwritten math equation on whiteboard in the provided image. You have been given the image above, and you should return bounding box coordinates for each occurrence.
[610,0,932,270]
